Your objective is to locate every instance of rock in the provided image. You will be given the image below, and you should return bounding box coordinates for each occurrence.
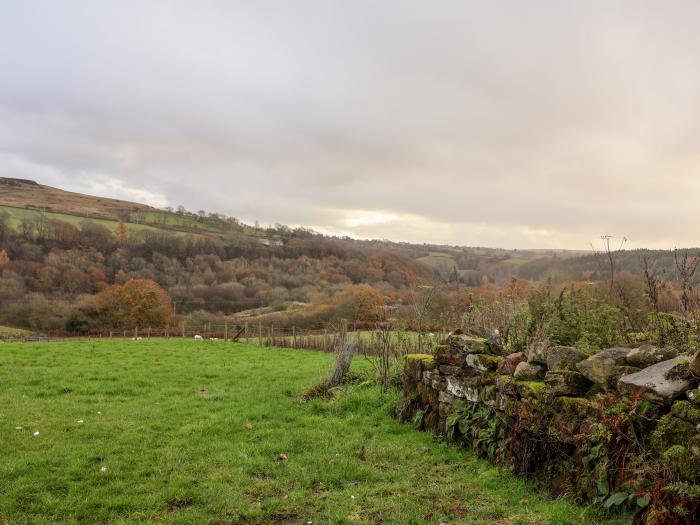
[514,380,547,401]
[576,347,631,389]
[544,371,592,397]
[527,341,550,365]
[498,352,524,376]
[691,351,700,377]
[447,334,490,354]
[487,332,504,354]
[546,346,587,371]
[617,356,693,402]
[445,376,480,402]
[625,345,678,368]
[439,364,462,376]
[496,375,518,397]
[465,353,503,372]
[513,362,545,381]
[435,352,466,367]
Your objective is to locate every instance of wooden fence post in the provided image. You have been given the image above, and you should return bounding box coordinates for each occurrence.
[292,326,296,348]
[224,320,228,342]
[259,322,263,346]
[134,327,138,339]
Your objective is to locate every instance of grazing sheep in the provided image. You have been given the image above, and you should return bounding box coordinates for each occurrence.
[194,334,203,340]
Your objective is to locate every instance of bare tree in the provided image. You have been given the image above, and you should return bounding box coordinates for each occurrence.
[409,284,436,354]
[674,248,699,315]
[592,235,627,295]
[641,253,663,312]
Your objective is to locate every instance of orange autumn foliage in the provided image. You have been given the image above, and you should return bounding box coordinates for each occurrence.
[95,279,173,328]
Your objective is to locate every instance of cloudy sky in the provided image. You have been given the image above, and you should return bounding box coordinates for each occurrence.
[2,1,700,249]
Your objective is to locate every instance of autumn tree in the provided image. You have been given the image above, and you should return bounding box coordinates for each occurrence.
[114,221,128,246]
[0,249,10,269]
[334,284,384,326]
[95,279,173,328]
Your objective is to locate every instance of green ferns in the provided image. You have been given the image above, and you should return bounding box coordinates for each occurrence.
[446,400,510,461]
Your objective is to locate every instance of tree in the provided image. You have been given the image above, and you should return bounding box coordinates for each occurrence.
[0,249,10,269]
[114,221,128,246]
[95,279,174,328]
[673,248,699,315]
[334,284,384,325]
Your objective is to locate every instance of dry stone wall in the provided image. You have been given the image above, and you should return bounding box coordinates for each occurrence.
[398,332,700,524]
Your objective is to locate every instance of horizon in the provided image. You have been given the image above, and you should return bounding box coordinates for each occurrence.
[3,2,700,250]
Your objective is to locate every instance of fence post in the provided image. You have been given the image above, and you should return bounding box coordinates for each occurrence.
[224,320,228,342]
[259,321,263,346]
[147,327,151,339]
[292,326,296,348]
[244,323,248,343]
[134,327,138,339]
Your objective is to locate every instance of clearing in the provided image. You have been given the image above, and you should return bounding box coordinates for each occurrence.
[0,340,615,524]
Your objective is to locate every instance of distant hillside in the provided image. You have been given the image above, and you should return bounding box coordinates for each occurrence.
[1,177,695,333]
[0,177,156,221]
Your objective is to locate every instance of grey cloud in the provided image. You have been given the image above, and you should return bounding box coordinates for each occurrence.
[1,1,700,249]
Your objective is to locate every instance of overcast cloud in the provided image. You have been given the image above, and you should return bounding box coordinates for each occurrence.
[2,1,700,249]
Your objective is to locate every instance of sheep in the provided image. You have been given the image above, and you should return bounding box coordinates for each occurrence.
[194,334,203,340]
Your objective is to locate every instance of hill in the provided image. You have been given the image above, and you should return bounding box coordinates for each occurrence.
[2,177,682,334]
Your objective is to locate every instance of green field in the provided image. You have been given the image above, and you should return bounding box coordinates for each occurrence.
[0,325,31,336]
[0,205,164,235]
[0,341,614,524]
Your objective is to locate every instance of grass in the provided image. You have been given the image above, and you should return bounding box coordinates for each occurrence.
[0,340,616,524]
[0,205,163,235]
[0,325,31,336]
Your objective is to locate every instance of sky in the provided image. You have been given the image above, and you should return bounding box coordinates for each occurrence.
[2,1,700,250]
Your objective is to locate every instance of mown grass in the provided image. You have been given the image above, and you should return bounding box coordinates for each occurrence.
[0,340,616,524]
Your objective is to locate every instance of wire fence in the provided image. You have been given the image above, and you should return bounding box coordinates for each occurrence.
[0,323,449,356]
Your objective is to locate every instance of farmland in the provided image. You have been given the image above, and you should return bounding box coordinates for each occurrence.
[0,340,613,524]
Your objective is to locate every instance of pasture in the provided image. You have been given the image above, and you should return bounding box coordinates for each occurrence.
[0,340,614,524]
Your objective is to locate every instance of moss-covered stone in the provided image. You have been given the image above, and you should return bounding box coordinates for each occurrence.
[514,380,547,402]
[465,353,503,372]
[661,445,700,481]
[671,400,700,425]
[688,434,700,458]
[403,354,435,396]
[686,388,700,406]
[496,374,518,397]
[447,334,491,354]
[650,414,695,453]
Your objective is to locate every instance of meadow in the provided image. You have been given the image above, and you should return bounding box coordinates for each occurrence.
[0,340,616,524]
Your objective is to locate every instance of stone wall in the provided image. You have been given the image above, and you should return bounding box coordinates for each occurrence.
[397,332,700,523]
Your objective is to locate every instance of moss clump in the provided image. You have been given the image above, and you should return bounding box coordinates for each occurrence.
[671,400,700,424]
[514,380,547,401]
[650,414,695,453]
[404,354,436,366]
[661,445,700,481]
[687,388,700,406]
[553,396,592,418]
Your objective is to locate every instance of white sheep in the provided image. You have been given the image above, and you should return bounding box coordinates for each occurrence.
[194,334,203,340]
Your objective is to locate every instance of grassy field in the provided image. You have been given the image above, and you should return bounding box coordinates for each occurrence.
[0,340,616,524]
[0,325,31,336]
[0,205,163,235]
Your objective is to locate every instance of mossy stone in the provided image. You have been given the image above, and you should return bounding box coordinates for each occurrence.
[514,380,547,402]
[671,400,700,424]
[650,414,695,453]
[661,445,700,481]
